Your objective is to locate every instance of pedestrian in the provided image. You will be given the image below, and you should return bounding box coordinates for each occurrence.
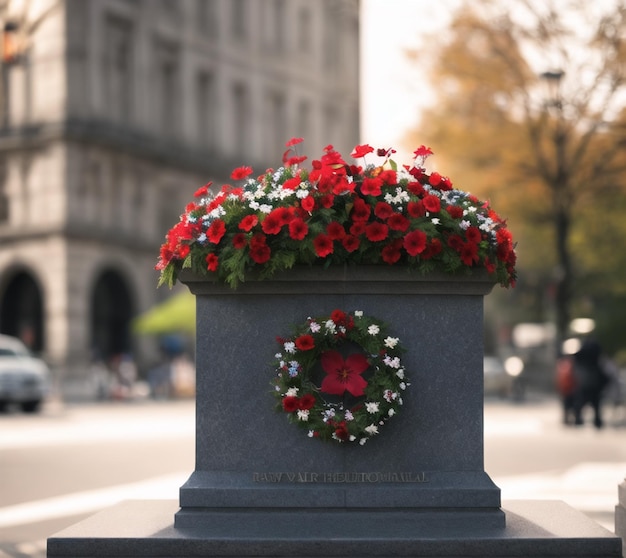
[555,354,577,425]
[572,339,610,428]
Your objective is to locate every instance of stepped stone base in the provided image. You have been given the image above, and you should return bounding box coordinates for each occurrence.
[47,499,622,558]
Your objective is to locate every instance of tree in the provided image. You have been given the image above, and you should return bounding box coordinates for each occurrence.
[408,0,626,354]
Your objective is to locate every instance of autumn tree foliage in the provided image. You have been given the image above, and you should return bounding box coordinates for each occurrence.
[409,0,626,352]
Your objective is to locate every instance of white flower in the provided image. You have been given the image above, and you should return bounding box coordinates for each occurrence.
[259,203,273,214]
[459,219,470,230]
[367,324,380,336]
[399,382,406,390]
[383,355,401,369]
[286,387,299,397]
[365,402,379,414]
[431,218,441,225]
[354,310,363,317]
[388,408,395,417]
[359,438,368,445]
[308,430,315,437]
[396,369,405,379]
[365,424,379,435]
[275,353,283,359]
[384,337,398,349]
[284,341,296,354]
[344,410,354,421]
[309,321,321,333]
[324,320,336,333]
[297,409,310,421]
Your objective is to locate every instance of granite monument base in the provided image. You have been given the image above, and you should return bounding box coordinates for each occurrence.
[616,478,626,557]
[47,499,622,558]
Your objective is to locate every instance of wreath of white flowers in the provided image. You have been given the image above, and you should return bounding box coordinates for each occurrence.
[272,309,408,445]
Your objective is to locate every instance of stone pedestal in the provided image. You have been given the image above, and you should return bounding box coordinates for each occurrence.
[617,477,626,557]
[47,266,623,557]
[177,266,502,528]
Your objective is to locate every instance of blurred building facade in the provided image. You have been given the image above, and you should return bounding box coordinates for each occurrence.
[0,0,360,382]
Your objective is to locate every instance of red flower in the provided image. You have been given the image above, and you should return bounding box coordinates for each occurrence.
[350,197,371,221]
[349,221,366,236]
[406,181,424,196]
[374,202,394,220]
[282,396,299,413]
[262,209,286,235]
[334,421,350,441]
[194,181,212,197]
[313,234,334,257]
[239,214,258,232]
[249,236,271,264]
[330,309,347,325]
[326,221,346,240]
[232,233,247,249]
[351,144,374,158]
[207,219,226,244]
[407,201,425,218]
[387,212,410,232]
[286,137,304,147]
[365,222,388,242]
[320,194,334,208]
[429,172,442,187]
[447,234,464,251]
[423,194,441,213]
[403,230,427,256]
[298,394,316,410]
[205,253,219,271]
[301,196,315,212]
[422,238,442,259]
[295,334,315,351]
[414,145,433,158]
[465,226,482,244]
[381,240,402,264]
[250,244,271,264]
[378,169,397,185]
[288,218,308,240]
[361,177,382,197]
[320,350,369,397]
[446,205,464,219]
[342,234,360,253]
[230,166,253,180]
[459,241,479,265]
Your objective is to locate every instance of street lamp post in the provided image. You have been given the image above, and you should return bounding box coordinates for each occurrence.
[539,69,571,356]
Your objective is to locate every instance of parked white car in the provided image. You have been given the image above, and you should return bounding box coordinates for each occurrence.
[0,334,50,413]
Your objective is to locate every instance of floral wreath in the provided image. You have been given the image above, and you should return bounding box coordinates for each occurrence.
[272,309,408,445]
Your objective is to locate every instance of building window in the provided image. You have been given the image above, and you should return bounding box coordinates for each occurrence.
[231,0,248,40]
[296,99,311,143]
[197,0,219,36]
[263,0,286,52]
[196,71,217,150]
[154,41,179,137]
[297,6,312,54]
[104,16,133,124]
[265,90,286,160]
[232,82,251,157]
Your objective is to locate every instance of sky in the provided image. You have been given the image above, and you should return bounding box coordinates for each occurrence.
[360,0,460,160]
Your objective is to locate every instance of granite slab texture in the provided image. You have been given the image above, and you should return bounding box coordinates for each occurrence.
[47,499,623,558]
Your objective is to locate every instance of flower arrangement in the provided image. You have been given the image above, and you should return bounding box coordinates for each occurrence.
[156,138,516,289]
[272,309,407,444]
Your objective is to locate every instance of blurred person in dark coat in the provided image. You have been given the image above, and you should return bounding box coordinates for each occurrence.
[573,339,610,428]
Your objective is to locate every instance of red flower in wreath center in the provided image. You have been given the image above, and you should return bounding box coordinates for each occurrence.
[320,350,369,397]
